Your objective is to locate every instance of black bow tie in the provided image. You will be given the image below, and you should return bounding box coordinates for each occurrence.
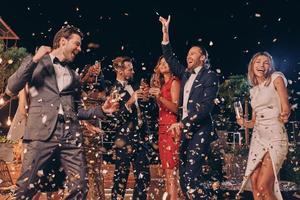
[53,57,68,67]
[185,69,196,79]
[187,69,196,74]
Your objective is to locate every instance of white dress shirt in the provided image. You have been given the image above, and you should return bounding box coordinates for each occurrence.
[182,66,202,119]
[49,54,71,115]
[117,79,142,126]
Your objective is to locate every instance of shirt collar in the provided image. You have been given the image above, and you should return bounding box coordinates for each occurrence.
[49,53,55,63]
[194,65,203,74]
[50,54,68,67]
[186,65,203,74]
[117,79,128,87]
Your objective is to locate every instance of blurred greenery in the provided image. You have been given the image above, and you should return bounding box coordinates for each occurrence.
[214,75,250,130]
[280,144,300,185]
[0,40,29,93]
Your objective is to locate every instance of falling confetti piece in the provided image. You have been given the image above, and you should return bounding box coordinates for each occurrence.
[255,13,261,17]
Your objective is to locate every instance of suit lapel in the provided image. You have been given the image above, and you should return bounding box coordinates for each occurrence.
[188,67,206,100]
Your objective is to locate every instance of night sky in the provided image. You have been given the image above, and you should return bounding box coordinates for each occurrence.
[1,0,300,125]
[1,0,299,76]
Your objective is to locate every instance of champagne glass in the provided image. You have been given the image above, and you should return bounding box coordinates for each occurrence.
[149,73,161,98]
[234,100,243,119]
[92,60,101,85]
[140,78,147,90]
[234,100,244,129]
[150,73,161,88]
[139,78,150,101]
[110,86,121,103]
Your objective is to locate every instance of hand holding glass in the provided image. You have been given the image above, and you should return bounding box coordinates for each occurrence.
[234,101,243,119]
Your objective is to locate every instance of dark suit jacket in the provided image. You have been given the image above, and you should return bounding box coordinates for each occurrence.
[6,55,106,141]
[162,43,219,142]
[109,81,151,147]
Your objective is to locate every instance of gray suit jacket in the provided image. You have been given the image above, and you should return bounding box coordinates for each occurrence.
[6,55,106,141]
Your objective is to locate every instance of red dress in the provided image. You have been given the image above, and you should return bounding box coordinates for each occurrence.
[158,77,180,169]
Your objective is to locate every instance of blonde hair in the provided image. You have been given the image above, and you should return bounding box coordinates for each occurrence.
[248,51,275,86]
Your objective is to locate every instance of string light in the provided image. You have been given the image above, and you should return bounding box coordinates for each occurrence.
[6,99,12,126]
[0,96,4,105]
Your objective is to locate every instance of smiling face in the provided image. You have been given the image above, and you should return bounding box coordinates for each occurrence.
[52,26,83,63]
[248,52,275,86]
[61,33,82,62]
[186,46,206,69]
[122,61,135,81]
[252,55,271,82]
[157,57,170,74]
[252,55,271,80]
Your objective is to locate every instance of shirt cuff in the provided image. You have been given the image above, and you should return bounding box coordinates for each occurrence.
[5,87,16,97]
[161,41,170,45]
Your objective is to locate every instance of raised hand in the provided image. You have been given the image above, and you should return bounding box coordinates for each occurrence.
[102,96,119,114]
[125,89,144,109]
[159,15,171,43]
[159,15,171,33]
[32,46,52,63]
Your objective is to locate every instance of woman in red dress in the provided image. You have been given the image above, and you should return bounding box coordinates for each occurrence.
[149,56,180,200]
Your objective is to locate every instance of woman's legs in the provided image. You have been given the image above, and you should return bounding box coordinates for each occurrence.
[256,152,277,200]
[165,169,179,200]
[250,162,262,200]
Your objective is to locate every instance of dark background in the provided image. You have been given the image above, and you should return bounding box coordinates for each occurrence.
[1,0,300,128]
[1,0,300,76]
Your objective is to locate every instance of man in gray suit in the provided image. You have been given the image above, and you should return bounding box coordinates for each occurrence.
[4,25,118,199]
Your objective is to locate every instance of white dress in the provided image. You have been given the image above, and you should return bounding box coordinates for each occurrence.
[238,72,289,200]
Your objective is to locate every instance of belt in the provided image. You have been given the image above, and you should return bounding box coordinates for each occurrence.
[57,114,65,123]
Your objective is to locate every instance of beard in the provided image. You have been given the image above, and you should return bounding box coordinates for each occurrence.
[125,76,134,83]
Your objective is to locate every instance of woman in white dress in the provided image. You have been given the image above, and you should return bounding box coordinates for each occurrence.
[236,52,290,200]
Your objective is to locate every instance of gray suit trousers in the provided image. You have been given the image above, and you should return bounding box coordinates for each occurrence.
[14,121,88,200]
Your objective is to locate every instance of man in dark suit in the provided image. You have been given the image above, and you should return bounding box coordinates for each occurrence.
[159,16,220,199]
[4,25,118,199]
[109,56,151,200]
